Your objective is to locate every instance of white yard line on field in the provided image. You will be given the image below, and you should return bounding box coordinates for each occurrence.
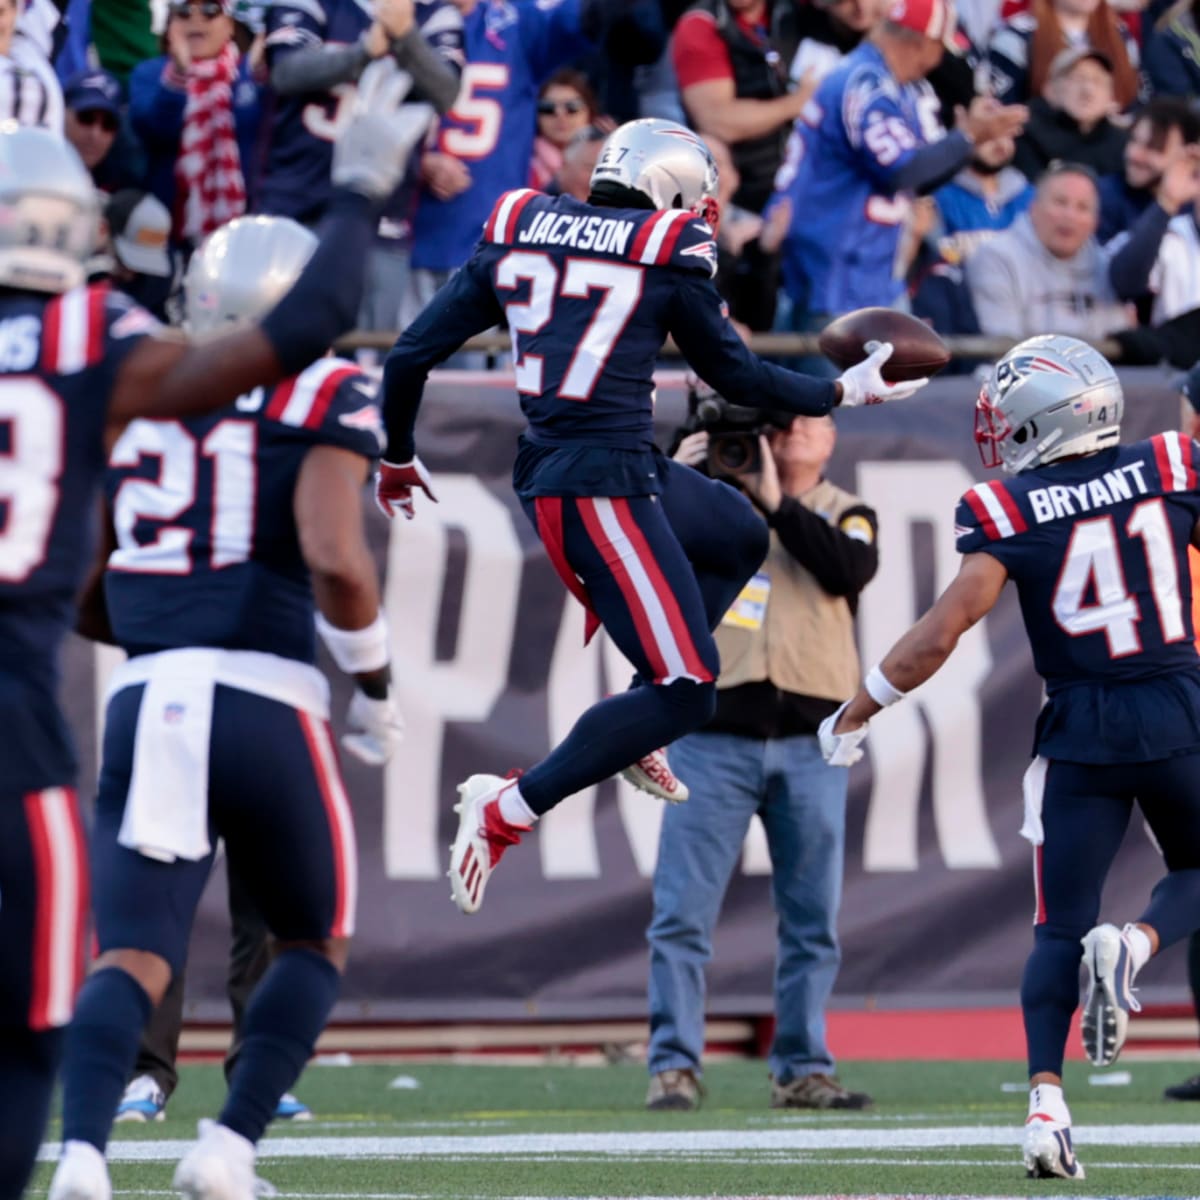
[39,1122,1200,1163]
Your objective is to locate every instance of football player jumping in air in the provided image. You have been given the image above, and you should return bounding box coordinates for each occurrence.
[376,118,929,917]
[0,63,419,1200]
[820,335,1200,1181]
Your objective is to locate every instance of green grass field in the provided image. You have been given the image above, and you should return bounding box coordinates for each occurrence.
[28,1060,1200,1198]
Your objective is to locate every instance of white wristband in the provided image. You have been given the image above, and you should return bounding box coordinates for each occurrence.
[315,611,390,674]
[864,664,905,708]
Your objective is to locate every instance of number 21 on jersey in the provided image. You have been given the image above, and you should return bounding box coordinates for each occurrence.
[108,418,256,574]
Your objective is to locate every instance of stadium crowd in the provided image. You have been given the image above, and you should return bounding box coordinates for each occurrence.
[7,0,1200,348]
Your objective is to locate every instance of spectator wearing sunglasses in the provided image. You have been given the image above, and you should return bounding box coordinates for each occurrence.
[129,0,264,247]
[0,0,62,130]
[530,68,602,190]
[63,68,143,194]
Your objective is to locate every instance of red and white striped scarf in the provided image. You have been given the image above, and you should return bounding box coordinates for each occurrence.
[175,42,246,242]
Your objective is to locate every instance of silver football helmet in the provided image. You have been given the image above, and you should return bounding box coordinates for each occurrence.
[590,118,720,229]
[183,215,318,336]
[975,334,1123,474]
[0,124,99,294]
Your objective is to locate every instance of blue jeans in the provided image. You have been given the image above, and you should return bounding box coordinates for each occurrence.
[646,730,847,1082]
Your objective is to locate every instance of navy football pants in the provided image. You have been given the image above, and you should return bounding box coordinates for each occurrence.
[92,684,357,972]
[0,788,87,1198]
[518,459,768,814]
[1023,753,1200,1077]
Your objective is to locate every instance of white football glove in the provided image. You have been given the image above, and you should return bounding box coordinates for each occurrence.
[342,690,404,766]
[332,60,435,201]
[817,701,869,767]
[837,341,930,408]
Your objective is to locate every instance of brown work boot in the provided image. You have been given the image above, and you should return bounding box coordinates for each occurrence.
[645,1068,703,1111]
[770,1072,873,1110]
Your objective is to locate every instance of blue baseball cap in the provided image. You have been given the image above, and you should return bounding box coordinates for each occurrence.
[1181,361,1200,413]
[63,69,123,118]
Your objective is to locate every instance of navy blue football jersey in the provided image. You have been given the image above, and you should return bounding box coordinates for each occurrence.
[104,357,382,664]
[0,284,156,789]
[383,189,839,497]
[956,435,1200,762]
[260,0,464,225]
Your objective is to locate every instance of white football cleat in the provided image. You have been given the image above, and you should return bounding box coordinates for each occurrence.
[1080,923,1142,1067]
[173,1118,258,1200]
[48,1140,112,1200]
[620,748,689,803]
[448,774,530,915]
[1023,1116,1085,1180]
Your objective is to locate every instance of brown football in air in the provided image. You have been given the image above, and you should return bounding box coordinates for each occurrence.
[818,307,951,383]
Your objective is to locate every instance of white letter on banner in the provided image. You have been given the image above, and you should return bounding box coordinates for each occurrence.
[382,476,520,878]
[855,461,1000,871]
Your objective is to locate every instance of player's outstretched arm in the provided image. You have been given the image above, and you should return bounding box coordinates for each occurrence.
[110,61,430,431]
[296,445,404,766]
[819,552,1007,765]
[667,276,925,413]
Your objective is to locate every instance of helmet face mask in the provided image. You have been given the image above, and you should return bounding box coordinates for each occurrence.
[0,125,99,295]
[590,118,720,233]
[183,216,318,336]
[974,335,1124,474]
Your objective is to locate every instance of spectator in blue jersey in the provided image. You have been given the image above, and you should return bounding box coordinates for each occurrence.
[1144,0,1200,97]
[404,0,612,328]
[911,134,1030,336]
[765,0,1026,325]
[1098,100,1200,244]
[260,0,462,227]
[261,0,463,334]
[128,0,264,246]
[1011,47,1126,183]
[985,0,1140,110]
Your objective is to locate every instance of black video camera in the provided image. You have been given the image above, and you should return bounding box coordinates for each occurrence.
[685,384,792,479]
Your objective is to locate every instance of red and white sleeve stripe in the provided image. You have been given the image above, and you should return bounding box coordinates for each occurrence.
[629,210,693,266]
[40,284,107,376]
[962,480,1028,540]
[484,188,539,244]
[266,358,361,430]
[1150,432,1197,493]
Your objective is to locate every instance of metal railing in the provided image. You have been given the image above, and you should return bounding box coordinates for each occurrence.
[335,329,1129,361]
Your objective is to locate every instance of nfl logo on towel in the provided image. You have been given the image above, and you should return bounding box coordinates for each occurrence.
[163,702,186,725]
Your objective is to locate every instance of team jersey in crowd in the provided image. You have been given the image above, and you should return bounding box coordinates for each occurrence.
[0,44,64,131]
[770,41,943,315]
[409,0,594,273]
[261,0,464,224]
[956,435,1200,763]
[104,357,382,664]
[0,284,155,789]
[385,189,838,497]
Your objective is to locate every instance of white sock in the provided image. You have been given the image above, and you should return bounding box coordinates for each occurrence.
[499,782,537,827]
[1028,1083,1070,1124]
[1123,922,1153,972]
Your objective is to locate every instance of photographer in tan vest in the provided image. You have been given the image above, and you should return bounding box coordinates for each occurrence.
[645,412,878,1111]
